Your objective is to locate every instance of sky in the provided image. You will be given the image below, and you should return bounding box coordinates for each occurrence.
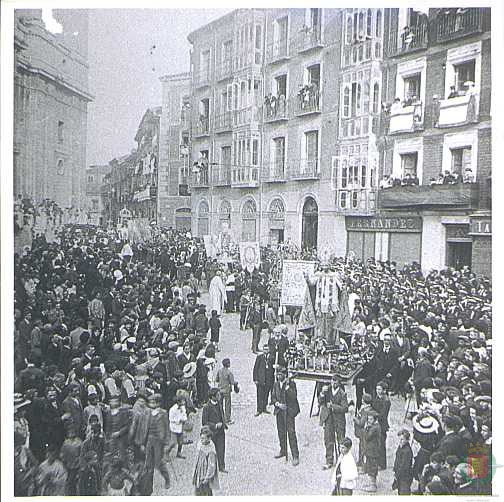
[86,8,231,166]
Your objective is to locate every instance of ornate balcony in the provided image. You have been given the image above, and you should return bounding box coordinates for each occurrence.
[190,169,210,189]
[216,59,233,82]
[193,68,211,89]
[263,162,287,183]
[214,112,232,133]
[389,102,423,133]
[388,21,429,57]
[335,189,377,215]
[194,117,209,137]
[264,97,288,123]
[378,182,479,210]
[341,116,375,138]
[435,8,484,43]
[297,27,323,53]
[289,159,320,180]
[231,165,259,187]
[265,39,289,64]
[233,106,261,127]
[436,94,478,128]
[212,165,231,186]
[294,90,320,116]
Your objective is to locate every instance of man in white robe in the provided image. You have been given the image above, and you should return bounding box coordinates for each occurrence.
[209,271,226,315]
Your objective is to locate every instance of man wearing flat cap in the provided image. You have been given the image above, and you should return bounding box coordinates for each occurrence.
[271,367,300,466]
[318,375,349,470]
[202,388,228,473]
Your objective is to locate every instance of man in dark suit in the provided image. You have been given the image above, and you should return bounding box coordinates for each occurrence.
[373,334,400,385]
[372,381,391,470]
[271,367,300,466]
[202,388,228,472]
[268,326,289,367]
[438,415,467,461]
[253,344,275,416]
[319,375,349,469]
[62,382,85,437]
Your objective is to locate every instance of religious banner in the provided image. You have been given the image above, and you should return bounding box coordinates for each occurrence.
[239,241,261,273]
[280,260,316,307]
[203,235,219,258]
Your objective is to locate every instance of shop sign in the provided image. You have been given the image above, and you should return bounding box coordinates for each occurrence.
[445,224,470,240]
[346,216,422,232]
[470,218,492,236]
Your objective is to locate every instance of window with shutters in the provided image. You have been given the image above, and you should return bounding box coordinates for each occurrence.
[272,137,285,176]
[400,152,418,177]
[454,60,476,93]
[451,147,472,175]
[372,83,380,113]
[343,86,350,118]
[403,74,421,102]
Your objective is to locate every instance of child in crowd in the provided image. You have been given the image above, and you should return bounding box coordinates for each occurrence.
[209,310,222,352]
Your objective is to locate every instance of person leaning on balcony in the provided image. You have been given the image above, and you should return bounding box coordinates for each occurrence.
[448,86,459,99]
[463,168,475,184]
[391,98,402,115]
[379,175,392,189]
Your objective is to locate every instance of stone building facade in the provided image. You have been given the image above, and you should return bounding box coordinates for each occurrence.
[186,7,491,277]
[14,10,92,209]
[374,7,491,276]
[157,73,192,230]
[86,164,111,226]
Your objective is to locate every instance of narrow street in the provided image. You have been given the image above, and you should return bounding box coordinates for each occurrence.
[155,293,402,495]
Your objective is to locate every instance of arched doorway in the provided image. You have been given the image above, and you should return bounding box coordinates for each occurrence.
[197,200,209,236]
[301,197,318,250]
[269,198,285,245]
[175,207,191,231]
[241,199,258,241]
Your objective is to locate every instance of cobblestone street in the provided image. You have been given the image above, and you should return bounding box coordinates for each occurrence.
[154,294,406,495]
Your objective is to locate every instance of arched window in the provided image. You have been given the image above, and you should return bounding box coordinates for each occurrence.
[376,10,382,37]
[346,16,352,44]
[242,199,257,241]
[366,9,372,37]
[219,199,231,231]
[373,83,380,114]
[269,198,285,216]
[198,200,209,216]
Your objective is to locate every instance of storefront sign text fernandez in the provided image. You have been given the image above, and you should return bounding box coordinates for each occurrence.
[346,216,422,232]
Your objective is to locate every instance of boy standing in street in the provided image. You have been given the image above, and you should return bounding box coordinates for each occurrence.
[393,429,414,495]
[216,358,236,425]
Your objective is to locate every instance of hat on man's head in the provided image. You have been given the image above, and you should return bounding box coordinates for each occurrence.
[413,413,441,434]
[208,388,220,398]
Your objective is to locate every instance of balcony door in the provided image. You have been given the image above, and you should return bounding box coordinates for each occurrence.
[304,130,319,174]
[301,196,318,250]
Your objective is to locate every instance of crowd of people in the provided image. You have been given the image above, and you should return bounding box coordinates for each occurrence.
[12,220,492,496]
